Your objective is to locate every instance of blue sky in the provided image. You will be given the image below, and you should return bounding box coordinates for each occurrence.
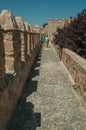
[0,0,86,27]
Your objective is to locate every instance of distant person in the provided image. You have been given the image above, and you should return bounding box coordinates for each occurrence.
[45,35,49,47]
[41,35,46,44]
[58,44,63,60]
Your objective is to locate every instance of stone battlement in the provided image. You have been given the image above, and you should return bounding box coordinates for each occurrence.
[0,28,41,79]
[0,9,42,130]
[43,17,73,41]
[0,28,41,130]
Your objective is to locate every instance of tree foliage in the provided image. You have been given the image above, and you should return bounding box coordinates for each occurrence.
[54,9,86,59]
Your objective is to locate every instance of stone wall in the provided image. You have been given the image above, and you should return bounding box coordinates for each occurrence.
[0,10,18,29]
[0,29,41,130]
[33,24,41,33]
[43,18,73,42]
[54,44,86,96]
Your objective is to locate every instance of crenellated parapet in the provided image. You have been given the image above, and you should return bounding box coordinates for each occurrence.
[0,9,42,86]
[0,10,18,29]
[43,18,74,42]
[0,29,41,84]
[0,28,42,130]
[0,9,42,130]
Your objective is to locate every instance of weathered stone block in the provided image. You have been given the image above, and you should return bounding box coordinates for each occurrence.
[27,33,31,54]
[21,32,25,61]
[24,22,30,32]
[0,10,18,29]
[4,31,14,73]
[15,17,26,31]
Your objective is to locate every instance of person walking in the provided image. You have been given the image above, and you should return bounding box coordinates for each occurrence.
[45,35,49,47]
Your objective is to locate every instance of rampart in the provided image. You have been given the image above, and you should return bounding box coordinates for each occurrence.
[43,18,73,41]
[54,44,86,97]
[0,28,41,130]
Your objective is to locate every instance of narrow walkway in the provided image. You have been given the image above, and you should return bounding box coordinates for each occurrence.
[8,43,86,130]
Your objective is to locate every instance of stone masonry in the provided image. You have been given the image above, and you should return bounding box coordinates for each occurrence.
[0,9,86,130]
[0,10,41,130]
[8,43,86,130]
[54,44,86,97]
[0,29,41,130]
[43,18,73,41]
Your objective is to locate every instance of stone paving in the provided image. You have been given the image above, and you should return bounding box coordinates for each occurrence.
[8,43,86,130]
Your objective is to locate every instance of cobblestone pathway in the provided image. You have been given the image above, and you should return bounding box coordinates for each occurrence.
[8,43,86,130]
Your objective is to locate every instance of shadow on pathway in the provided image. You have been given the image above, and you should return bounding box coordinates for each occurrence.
[7,45,43,130]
